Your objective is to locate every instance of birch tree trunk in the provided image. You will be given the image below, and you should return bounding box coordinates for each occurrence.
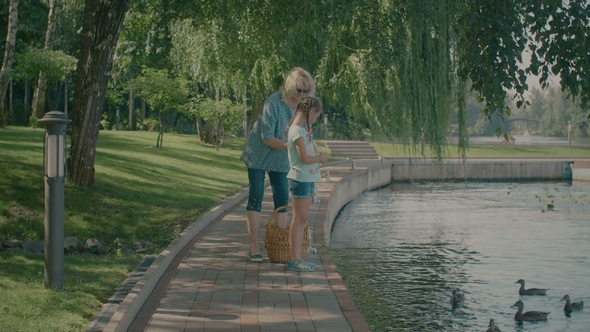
[68,0,130,185]
[31,0,60,119]
[0,0,18,127]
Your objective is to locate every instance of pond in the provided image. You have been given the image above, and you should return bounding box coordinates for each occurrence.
[330,181,590,332]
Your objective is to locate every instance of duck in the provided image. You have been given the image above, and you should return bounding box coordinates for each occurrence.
[515,279,549,295]
[511,300,550,321]
[561,294,584,311]
[451,289,465,307]
[485,318,502,332]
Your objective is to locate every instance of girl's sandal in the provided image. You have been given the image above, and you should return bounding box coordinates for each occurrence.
[287,259,316,272]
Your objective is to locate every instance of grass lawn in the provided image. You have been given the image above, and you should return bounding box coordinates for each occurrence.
[371,142,590,158]
[0,126,249,331]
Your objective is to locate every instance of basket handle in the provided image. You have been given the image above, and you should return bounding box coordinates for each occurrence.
[267,205,292,225]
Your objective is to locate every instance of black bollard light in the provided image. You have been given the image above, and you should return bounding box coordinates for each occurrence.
[38,111,71,290]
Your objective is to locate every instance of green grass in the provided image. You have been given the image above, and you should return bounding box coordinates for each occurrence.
[371,142,590,158]
[0,126,249,331]
[0,253,140,331]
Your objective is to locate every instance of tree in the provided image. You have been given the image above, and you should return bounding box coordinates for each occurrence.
[130,68,188,148]
[13,48,76,107]
[68,0,129,186]
[190,96,243,150]
[31,0,60,119]
[63,0,590,185]
[456,0,590,133]
[0,0,18,127]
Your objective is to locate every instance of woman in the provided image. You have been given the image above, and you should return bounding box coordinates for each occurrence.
[285,97,327,271]
[243,67,315,262]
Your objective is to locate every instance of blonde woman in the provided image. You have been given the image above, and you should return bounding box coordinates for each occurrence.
[242,67,315,262]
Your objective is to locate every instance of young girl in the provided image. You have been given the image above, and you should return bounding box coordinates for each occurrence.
[285,97,328,271]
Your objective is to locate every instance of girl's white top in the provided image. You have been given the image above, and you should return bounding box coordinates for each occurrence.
[286,124,321,183]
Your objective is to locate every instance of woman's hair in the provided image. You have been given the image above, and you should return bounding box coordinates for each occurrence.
[284,96,323,140]
[280,67,316,101]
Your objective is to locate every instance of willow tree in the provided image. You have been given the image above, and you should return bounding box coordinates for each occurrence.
[318,0,590,158]
[69,0,590,184]
[169,0,327,130]
[311,1,462,158]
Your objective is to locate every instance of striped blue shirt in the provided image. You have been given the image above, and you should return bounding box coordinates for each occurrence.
[243,92,295,173]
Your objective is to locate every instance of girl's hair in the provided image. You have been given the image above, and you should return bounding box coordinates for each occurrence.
[280,67,316,101]
[284,97,323,140]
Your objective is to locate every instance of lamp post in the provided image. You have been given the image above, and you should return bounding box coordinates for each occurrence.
[38,111,71,290]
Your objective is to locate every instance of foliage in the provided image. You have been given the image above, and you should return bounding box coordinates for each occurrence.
[455,0,590,125]
[0,0,48,54]
[130,68,188,114]
[324,103,368,141]
[13,48,77,83]
[128,68,189,146]
[109,0,590,160]
[189,96,243,149]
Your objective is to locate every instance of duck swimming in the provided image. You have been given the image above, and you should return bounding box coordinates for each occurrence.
[451,289,465,307]
[515,279,548,295]
[485,318,502,332]
[511,300,550,321]
[561,294,584,311]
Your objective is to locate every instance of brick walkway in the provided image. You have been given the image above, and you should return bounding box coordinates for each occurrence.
[126,165,371,332]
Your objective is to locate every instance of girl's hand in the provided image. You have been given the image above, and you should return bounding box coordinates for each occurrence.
[319,154,328,165]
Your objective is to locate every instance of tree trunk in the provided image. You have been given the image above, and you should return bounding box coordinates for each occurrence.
[140,99,146,130]
[31,0,61,119]
[68,0,130,186]
[156,111,163,148]
[64,79,68,115]
[243,88,248,139]
[0,0,18,127]
[195,116,202,141]
[248,88,265,133]
[128,89,135,130]
[24,79,30,120]
[9,79,13,114]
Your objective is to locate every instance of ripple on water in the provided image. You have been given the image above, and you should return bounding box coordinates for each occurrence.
[331,182,590,332]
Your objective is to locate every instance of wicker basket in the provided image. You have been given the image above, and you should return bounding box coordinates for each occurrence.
[264,205,310,263]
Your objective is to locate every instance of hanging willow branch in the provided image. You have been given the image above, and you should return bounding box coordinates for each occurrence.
[317,0,462,160]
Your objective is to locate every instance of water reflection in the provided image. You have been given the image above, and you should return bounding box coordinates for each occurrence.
[331,182,590,332]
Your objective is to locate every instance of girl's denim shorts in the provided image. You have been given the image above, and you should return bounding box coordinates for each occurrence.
[289,179,315,199]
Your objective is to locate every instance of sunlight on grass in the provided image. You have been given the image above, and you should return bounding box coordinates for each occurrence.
[372,142,590,158]
[0,126,249,331]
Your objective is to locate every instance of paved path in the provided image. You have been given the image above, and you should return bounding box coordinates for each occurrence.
[125,163,371,332]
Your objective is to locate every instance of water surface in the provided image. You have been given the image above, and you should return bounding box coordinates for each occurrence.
[330,182,590,331]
